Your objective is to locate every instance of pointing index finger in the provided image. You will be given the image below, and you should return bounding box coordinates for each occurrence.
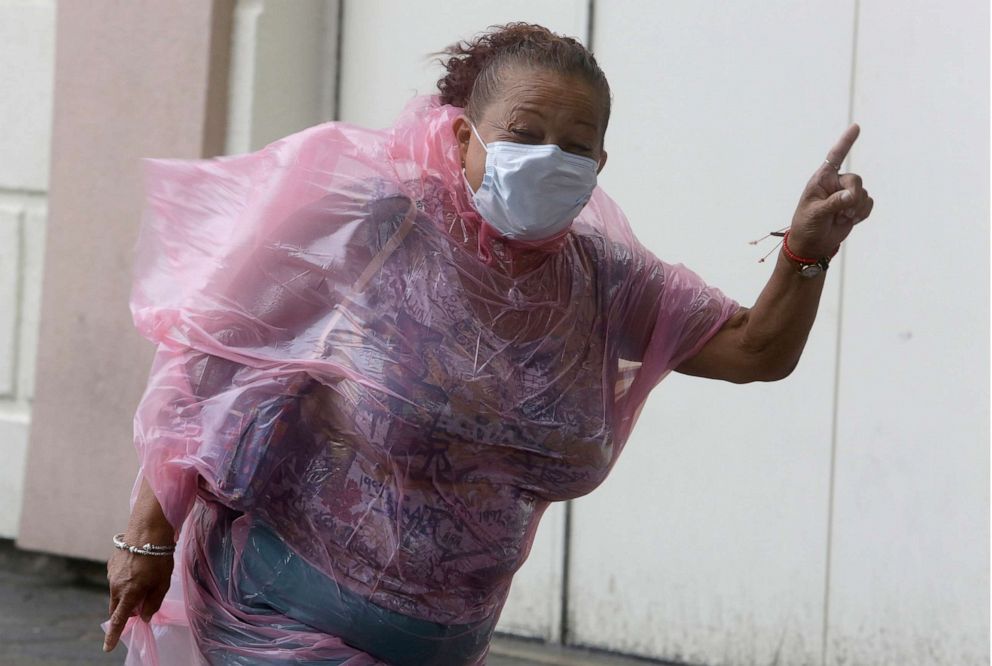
[104,594,138,651]
[825,123,861,169]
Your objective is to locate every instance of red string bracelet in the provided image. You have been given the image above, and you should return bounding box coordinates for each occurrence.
[781,230,840,264]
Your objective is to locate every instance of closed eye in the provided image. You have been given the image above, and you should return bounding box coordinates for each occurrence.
[511,129,540,142]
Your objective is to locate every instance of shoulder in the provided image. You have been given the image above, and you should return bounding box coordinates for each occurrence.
[569,190,663,285]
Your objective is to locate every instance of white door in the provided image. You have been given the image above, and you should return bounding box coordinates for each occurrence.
[825,2,990,664]
[567,2,855,664]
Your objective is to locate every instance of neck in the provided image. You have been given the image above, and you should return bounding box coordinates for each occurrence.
[451,210,556,278]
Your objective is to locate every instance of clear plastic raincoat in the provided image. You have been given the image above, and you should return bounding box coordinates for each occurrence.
[113,95,739,665]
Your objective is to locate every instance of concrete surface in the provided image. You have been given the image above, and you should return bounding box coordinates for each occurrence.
[0,541,121,665]
[0,539,668,666]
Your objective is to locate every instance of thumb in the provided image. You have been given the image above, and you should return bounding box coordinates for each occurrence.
[818,188,855,215]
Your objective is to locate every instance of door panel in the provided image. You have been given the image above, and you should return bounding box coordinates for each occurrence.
[567,2,854,663]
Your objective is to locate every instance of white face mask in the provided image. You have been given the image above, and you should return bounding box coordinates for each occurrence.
[464,123,599,241]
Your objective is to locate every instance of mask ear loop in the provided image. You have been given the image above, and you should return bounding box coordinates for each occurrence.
[469,123,488,153]
[460,121,498,265]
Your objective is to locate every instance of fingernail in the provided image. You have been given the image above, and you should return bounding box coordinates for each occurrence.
[841,190,853,202]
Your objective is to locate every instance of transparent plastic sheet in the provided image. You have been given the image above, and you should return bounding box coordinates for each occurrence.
[111,95,740,665]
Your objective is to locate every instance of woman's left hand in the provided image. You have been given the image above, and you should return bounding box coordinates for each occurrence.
[787,124,874,258]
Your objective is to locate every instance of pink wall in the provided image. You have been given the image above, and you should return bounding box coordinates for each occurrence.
[17,0,233,560]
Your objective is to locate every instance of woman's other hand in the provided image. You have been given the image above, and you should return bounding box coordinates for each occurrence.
[787,124,874,257]
[104,476,177,652]
[104,537,174,652]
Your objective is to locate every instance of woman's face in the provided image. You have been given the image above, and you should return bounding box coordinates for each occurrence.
[454,67,609,192]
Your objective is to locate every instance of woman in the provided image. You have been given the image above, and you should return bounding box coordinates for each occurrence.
[105,23,872,665]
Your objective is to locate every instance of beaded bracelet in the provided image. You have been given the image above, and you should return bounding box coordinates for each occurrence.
[112,533,176,557]
[781,230,840,264]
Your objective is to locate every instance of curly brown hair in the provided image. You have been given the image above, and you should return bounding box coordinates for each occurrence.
[436,23,611,135]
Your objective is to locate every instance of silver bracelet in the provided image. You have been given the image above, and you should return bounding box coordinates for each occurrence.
[112,533,176,557]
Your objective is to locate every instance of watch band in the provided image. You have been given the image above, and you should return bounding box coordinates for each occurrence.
[781,231,838,277]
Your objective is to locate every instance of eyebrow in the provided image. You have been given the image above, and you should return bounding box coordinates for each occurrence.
[513,105,599,131]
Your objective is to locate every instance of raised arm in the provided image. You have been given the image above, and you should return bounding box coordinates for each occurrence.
[676,124,873,383]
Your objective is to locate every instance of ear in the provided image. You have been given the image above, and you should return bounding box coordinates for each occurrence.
[596,149,608,175]
[452,115,472,168]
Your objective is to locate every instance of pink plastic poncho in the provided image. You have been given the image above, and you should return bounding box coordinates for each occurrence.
[114,95,739,665]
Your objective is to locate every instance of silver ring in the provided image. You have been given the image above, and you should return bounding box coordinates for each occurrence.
[824,159,841,171]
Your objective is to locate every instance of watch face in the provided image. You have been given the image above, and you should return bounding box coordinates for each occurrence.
[799,264,823,278]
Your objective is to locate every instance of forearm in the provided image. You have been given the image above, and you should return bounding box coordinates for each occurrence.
[740,249,828,378]
[677,125,870,384]
[124,475,179,546]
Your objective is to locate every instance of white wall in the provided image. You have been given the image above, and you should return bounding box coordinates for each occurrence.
[0,0,54,538]
[569,2,853,664]
[337,0,589,129]
[825,2,989,664]
[226,0,337,154]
